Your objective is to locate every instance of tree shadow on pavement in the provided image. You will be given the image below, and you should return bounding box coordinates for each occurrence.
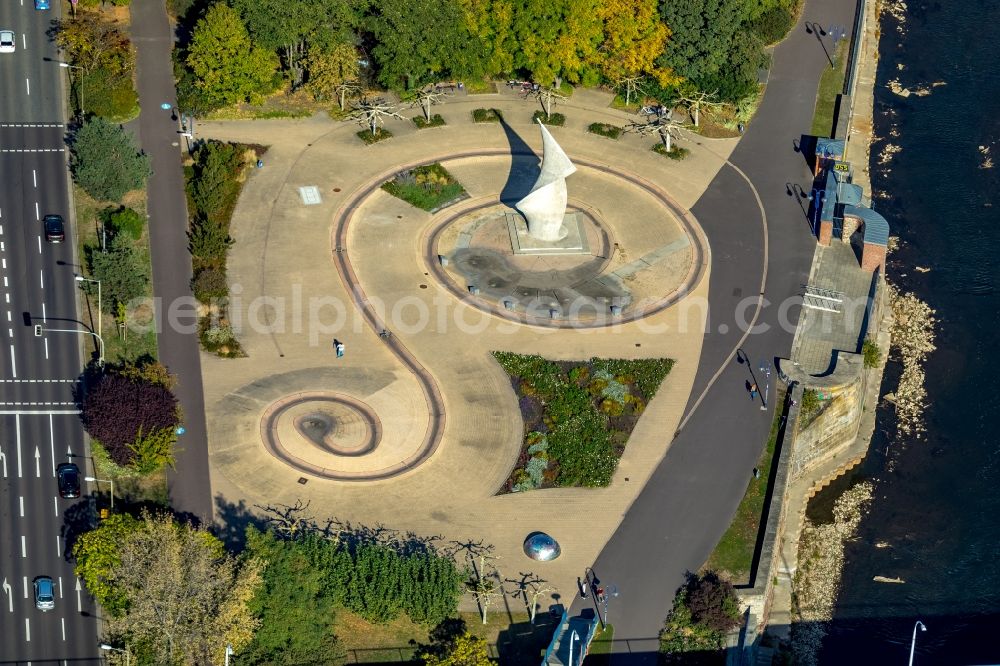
[213,495,269,552]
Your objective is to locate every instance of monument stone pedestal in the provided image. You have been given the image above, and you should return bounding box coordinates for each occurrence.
[504,210,590,255]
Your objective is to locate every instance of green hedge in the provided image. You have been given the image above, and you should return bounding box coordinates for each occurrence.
[413,114,446,128]
[532,110,565,126]
[357,128,393,144]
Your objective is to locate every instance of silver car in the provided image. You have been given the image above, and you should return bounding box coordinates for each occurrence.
[0,31,15,54]
[34,577,55,611]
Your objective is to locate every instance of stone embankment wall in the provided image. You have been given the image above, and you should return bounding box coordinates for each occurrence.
[732,0,887,652]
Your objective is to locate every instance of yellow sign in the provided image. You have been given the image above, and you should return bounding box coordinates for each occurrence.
[833,163,850,173]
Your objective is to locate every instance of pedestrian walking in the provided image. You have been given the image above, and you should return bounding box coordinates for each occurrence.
[749,383,758,400]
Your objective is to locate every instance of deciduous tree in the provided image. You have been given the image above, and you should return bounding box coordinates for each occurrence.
[595,0,675,86]
[89,233,148,311]
[512,0,604,86]
[186,4,279,107]
[70,118,150,201]
[81,371,179,466]
[240,528,344,665]
[303,42,360,101]
[72,513,140,615]
[421,631,493,666]
[106,514,262,666]
[367,0,487,90]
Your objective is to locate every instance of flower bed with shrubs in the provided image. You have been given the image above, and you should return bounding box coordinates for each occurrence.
[532,111,565,126]
[492,353,673,492]
[588,123,622,139]
[382,163,467,212]
[357,127,394,144]
[413,114,446,128]
[472,108,503,123]
[652,144,690,160]
[184,140,263,357]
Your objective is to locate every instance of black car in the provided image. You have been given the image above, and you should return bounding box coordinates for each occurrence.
[44,214,65,242]
[57,462,80,498]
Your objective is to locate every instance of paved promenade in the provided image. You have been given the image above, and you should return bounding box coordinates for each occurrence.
[197,87,735,612]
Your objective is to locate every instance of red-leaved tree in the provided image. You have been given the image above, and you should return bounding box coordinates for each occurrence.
[81,373,179,466]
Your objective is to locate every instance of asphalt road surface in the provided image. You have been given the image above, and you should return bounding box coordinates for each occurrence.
[0,0,100,663]
[587,0,859,660]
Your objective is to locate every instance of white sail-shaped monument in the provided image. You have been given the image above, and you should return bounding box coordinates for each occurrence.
[516,120,577,241]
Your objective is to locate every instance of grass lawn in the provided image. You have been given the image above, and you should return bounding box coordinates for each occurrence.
[205,87,320,120]
[810,38,850,137]
[703,387,787,581]
[336,609,561,664]
[585,624,615,664]
[381,163,466,211]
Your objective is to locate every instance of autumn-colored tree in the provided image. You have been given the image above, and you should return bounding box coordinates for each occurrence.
[106,514,263,666]
[303,42,360,101]
[72,513,141,615]
[595,0,677,86]
[55,12,133,75]
[186,4,279,107]
[512,0,604,86]
[458,0,515,76]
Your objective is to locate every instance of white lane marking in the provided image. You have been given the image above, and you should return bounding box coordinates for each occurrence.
[22,576,27,599]
[49,414,55,476]
[2,578,11,611]
[25,617,30,642]
[53,495,58,516]
[5,311,9,322]
[0,410,81,415]
[0,241,3,251]
[34,446,40,477]
[15,414,22,477]
[61,617,65,641]
[8,328,13,337]
[41,303,46,322]
[56,534,61,557]
[58,577,63,598]
[37,235,41,254]
[3,276,7,287]
[19,496,23,517]
[10,344,15,377]
[32,169,36,188]
[21,535,26,557]
[25,78,30,96]
[35,202,39,220]
[0,446,6,477]
[75,579,82,612]
[43,338,48,360]
[2,257,6,268]
[39,270,43,289]
[21,34,25,50]
[0,148,67,153]
[4,294,7,303]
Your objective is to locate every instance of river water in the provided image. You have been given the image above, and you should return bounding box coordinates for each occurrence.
[812,1,1000,663]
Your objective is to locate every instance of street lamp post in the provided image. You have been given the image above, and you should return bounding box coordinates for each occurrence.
[59,62,85,120]
[567,630,580,666]
[75,276,101,349]
[85,475,114,511]
[908,620,926,666]
[37,325,104,366]
[100,643,129,666]
[225,644,234,666]
[759,360,771,410]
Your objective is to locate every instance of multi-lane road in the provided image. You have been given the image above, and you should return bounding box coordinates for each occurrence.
[0,0,99,662]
